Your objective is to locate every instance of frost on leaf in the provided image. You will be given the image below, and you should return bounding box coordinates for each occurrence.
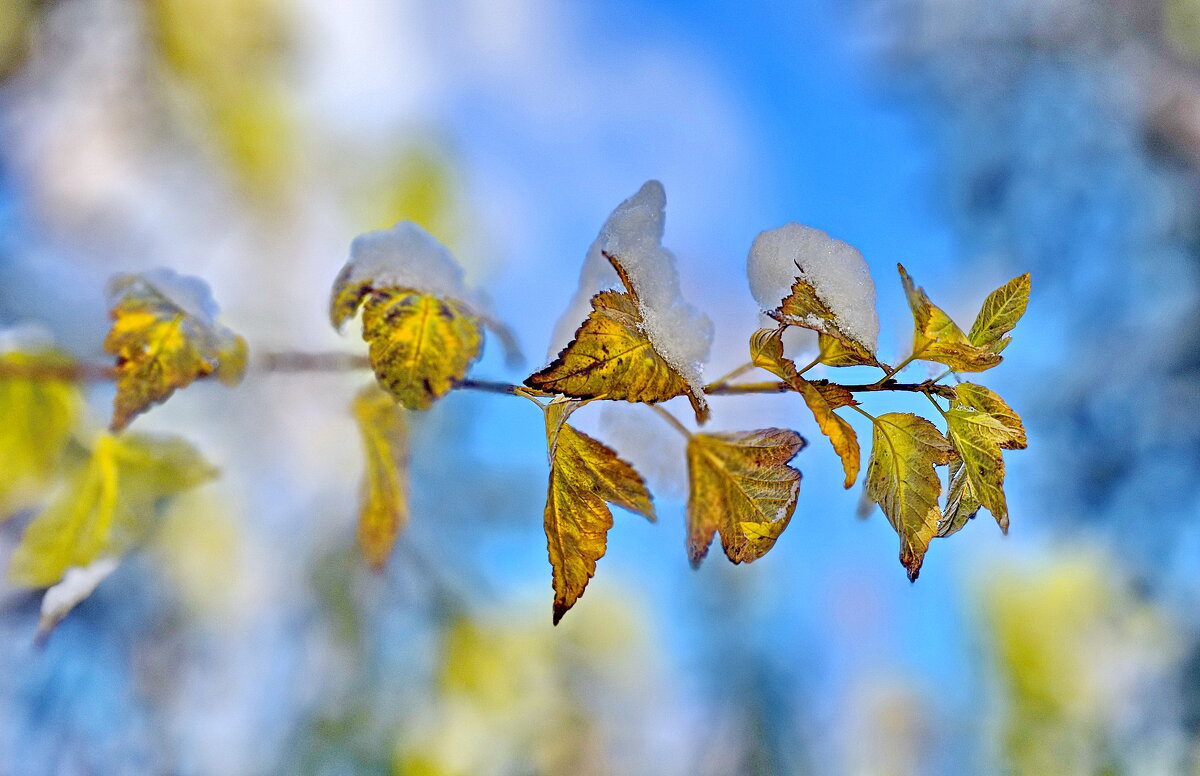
[538,181,712,421]
[352,385,409,571]
[528,251,709,422]
[105,269,247,432]
[0,337,82,517]
[330,221,484,410]
[864,412,955,580]
[750,327,859,488]
[542,400,655,624]
[8,432,217,588]
[749,224,882,368]
[686,427,804,566]
[898,265,1002,373]
[939,383,1027,537]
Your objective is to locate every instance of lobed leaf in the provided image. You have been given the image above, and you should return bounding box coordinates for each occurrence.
[750,327,859,487]
[105,273,247,431]
[938,383,1027,536]
[359,289,483,410]
[898,265,1002,373]
[527,252,707,422]
[686,427,804,566]
[542,400,655,624]
[8,432,217,588]
[770,276,884,368]
[864,412,954,580]
[352,385,409,570]
[0,349,82,518]
[967,273,1031,353]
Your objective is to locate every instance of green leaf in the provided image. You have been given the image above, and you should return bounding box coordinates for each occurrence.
[968,273,1031,353]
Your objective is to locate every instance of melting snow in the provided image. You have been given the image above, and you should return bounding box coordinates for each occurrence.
[548,181,712,398]
[337,221,472,305]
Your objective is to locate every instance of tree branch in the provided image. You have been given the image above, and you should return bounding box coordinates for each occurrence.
[0,354,957,399]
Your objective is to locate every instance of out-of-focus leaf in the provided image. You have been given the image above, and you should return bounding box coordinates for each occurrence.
[8,432,217,587]
[771,276,884,368]
[147,0,294,196]
[542,400,654,624]
[898,265,1002,373]
[967,273,1031,354]
[939,383,1027,536]
[750,327,858,487]
[36,557,119,641]
[0,350,81,517]
[105,272,247,431]
[864,412,954,580]
[353,385,408,570]
[686,427,804,566]
[359,289,483,410]
[526,252,708,423]
[0,0,35,78]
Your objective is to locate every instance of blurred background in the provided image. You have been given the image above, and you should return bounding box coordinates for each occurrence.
[1,0,1199,773]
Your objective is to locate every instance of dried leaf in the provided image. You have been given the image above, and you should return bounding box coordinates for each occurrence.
[686,428,804,566]
[543,400,654,624]
[750,328,859,487]
[8,433,217,588]
[527,253,708,423]
[898,265,1002,373]
[105,273,247,431]
[0,350,81,517]
[353,385,409,570]
[771,276,883,368]
[359,289,483,410]
[864,412,954,580]
[968,273,1031,353]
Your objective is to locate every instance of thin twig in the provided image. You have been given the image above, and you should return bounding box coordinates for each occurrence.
[647,404,692,438]
[0,354,958,400]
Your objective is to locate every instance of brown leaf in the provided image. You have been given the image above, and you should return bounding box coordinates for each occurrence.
[686,428,804,566]
[527,252,708,423]
[750,327,860,487]
[543,400,654,624]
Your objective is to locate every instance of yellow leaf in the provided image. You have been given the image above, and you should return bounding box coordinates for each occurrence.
[898,265,1002,373]
[952,382,1027,449]
[939,457,981,538]
[8,432,217,587]
[105,273,247,432]
[360,289,483,410]
[686,428,804,566]
[968,273,1031,353]
[542,400,654,624]
[750,328,859,487]
[527,252,708,423]
[864,412,954,580]
[352,385,409,570]
[939,383,1026,536]
[0,349,81,517]
[945,408,1011,532]
[771,276,884,368]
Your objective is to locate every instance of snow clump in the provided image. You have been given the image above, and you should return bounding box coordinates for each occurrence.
[548,180,713,399]
[746,223,879,352]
